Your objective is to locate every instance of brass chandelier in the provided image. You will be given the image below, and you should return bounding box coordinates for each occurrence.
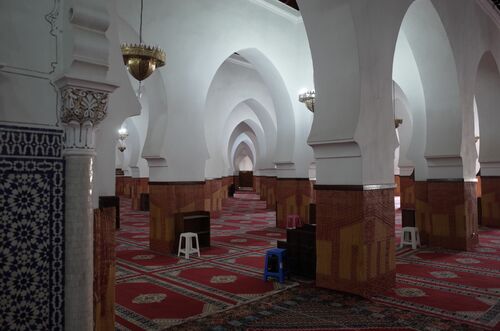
[121,0,166,82]
[298,90,315,113]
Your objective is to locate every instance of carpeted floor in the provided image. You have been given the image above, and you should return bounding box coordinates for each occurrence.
[115,192,500,331]
[115,192,295,330]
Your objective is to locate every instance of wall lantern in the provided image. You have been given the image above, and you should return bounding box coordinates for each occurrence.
[118,127,128,152]
[298,89,315,113]
[121,0,166,82]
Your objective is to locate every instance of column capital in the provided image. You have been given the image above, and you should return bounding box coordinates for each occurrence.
[274,161,296,178]
[308,139,362,185]
[425,155,463,180]
[55,77,117,154]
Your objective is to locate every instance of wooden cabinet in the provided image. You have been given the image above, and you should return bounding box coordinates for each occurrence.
[286,224,316,279]
[174,211,210,251]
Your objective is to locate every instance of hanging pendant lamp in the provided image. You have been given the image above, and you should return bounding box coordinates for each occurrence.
[298,90,315,113]
[121,0,166,82]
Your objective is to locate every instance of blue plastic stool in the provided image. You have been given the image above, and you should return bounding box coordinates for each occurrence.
[263,248,287,283]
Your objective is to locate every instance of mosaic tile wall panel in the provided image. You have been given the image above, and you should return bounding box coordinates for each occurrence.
[0,123,64,330]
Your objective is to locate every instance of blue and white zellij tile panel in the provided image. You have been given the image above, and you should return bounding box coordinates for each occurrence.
[0,124,64,330]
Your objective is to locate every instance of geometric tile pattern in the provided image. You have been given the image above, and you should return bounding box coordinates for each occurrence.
[0,124,64,330]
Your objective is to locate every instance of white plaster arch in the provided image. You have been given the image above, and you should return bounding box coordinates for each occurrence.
[299,0,412,185]
[117,118,142,176]
[233,142,255,172]
[226,122,262,172]
[220,103,269,176]
[393,81,415,176]
[203,49,293,179]
[203,53,278,179]
[400,0,462,179]
[230,135,257,174]
[116,0,313,181]
[393,28,427,180]
[474,51,500,176]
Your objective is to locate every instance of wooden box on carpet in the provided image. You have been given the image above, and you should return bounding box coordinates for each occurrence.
[286,224,316,279]
[309,203,316,225]
[402,209,416,227]
[174,211,210,251]
[139,193,149,211]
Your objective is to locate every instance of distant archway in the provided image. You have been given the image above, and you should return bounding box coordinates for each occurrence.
[474,51,500,174]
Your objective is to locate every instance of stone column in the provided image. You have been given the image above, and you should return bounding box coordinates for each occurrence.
[315,185,396,298]
[57,81,116,331]
[481,175,500,228]
[426,180,479,250]
[149,182,205,253]
[275,178,313,228]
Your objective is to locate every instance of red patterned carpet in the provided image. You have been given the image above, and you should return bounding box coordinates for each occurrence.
[375,196,500,330]
[115,192,500,330]
[115,192,295,330]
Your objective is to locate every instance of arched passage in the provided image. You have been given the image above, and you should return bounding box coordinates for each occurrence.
[475,51,500,173]
[204,49,291,179]
[400,0,462,179]
[474,51,500,228]
[226,123,261,174]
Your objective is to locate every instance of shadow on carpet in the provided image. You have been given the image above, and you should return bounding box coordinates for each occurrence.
[170,283,483,331]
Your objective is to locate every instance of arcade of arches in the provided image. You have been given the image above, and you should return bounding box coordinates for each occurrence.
[1,0,500,330]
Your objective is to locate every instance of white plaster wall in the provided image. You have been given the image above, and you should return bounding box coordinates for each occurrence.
[0,1,60,126]
[116,0,314,181]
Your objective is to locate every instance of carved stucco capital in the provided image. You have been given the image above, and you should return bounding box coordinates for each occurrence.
[60,86,109,126]
[55,77,117,154]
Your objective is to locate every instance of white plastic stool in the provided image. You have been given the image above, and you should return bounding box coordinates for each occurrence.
[400,227,421,249]
[178,232,200,259]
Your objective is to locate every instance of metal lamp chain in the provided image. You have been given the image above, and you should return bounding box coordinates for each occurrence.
[140,0,143,44]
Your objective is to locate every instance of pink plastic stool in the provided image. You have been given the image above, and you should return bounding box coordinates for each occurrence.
[286,214,301,229]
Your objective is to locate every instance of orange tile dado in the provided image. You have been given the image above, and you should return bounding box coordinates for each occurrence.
[426,181,479,251]
[259,176,277,209]
[314,186,396,298]
[93,207,115,331]
[400,175,415,210]
[204,179,224,219]
[415,181,430,245]
[480,177,500,228]
[149,182,206,254]
[130,178,149,210]
[276,178,313,228]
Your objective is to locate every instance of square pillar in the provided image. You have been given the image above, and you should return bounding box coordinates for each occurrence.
[276,178,314,228]
[426,181,479,250]
[315,185,396,298]
[479,177,500,228]
[149,182,205,253]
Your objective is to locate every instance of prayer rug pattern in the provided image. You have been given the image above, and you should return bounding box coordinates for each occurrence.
[116,191,296,330]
